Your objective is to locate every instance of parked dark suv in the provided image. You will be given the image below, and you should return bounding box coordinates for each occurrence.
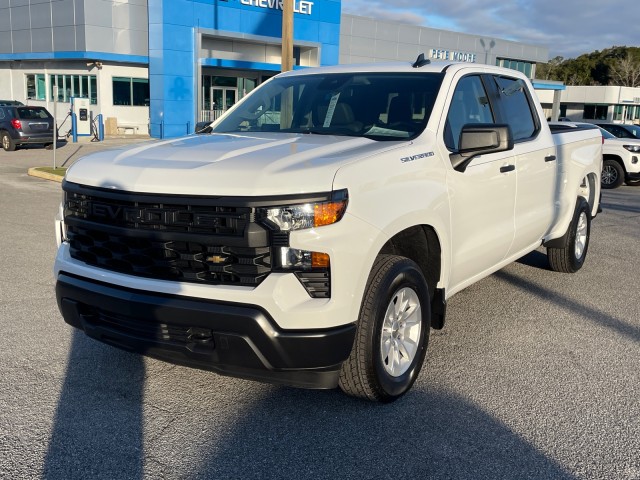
[0,104,55,151]
[597,123,640,140]
[0,100,25,106]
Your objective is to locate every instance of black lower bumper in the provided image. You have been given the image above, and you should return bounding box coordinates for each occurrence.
[627,170,640,181]
[56,273,356,389]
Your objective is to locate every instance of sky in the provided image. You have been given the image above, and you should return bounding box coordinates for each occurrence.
[341,0,640,59]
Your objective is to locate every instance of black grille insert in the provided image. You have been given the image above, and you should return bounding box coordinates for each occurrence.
[64,186,272,287]
[65,191,250,236]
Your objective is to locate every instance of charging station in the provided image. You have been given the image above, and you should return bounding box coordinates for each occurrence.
[70,97,91,141]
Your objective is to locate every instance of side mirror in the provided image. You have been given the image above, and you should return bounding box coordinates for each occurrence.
[451,124,513,172]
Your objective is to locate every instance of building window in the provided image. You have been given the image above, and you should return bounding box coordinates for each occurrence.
[26,74,46,100]
[584,104,608,120]
[112,77,149,106]
[49,74,97,104]
[613,105,623,121]
[496,58,534,78]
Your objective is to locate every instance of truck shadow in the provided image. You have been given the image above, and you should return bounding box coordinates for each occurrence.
[42,330,576,479]
[187,386,576,479]
[43,331,146,479]
[495,270,640,343]
[515,250,550,270]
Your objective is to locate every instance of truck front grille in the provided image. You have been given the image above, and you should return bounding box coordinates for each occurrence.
[63,184,271,287]
[66,225,271,285]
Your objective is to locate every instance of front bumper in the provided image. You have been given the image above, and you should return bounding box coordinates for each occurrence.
[56,272,357,389]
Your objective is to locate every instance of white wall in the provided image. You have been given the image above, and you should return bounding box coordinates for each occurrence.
[0,60,150,135]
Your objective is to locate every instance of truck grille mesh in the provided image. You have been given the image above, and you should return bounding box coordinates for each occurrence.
[65,191,249,235]
[64,189,271,287]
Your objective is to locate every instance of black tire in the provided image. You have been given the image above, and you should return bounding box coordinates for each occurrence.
[601,159,624,189]
[339,254,430,402]
[547,197,591,273]
[625,178,640,187]
[1,131,16,152]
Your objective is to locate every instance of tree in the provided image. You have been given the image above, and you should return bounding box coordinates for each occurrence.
[537,46,640,87]
[536,56,564,80]
[609,52,640,87]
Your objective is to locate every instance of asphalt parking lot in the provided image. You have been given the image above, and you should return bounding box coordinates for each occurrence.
[1,142,639,479]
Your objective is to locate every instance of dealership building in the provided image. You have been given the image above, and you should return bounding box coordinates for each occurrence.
[1,0,557,138]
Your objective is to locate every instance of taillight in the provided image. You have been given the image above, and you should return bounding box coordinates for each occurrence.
[10,119,22,130]
[601,135,605,144]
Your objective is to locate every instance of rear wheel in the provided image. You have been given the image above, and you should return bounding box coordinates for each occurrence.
[339,255,430,402]
[601,159,624,189]
[547,197,591,273]
[626,178,640,187]
[1,131,16,152]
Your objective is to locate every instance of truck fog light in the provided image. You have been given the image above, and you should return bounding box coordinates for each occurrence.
[276,247,330,270]
[632,156,638,164]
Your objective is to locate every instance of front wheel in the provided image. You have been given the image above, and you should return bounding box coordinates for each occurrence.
[547,197,591,273]
[339,255,430,402]
[601,159,624,189]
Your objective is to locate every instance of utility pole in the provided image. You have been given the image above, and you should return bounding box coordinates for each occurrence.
[52,85,58,169]
[280,0,294,128]
[281,0,293,72]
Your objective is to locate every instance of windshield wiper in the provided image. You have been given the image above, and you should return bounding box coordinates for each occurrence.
[283,127,361,137]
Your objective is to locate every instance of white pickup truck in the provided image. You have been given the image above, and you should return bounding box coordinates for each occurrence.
[54,58,602,402]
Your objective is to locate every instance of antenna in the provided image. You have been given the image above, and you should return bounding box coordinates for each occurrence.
[412,53,430,68]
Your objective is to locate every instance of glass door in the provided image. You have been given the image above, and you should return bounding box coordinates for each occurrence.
[211,87,237,121]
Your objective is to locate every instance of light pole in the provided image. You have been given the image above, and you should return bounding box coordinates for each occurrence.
[480,38,495,65]
[281,0,294,72]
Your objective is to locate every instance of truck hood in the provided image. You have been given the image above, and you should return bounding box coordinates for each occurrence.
[65,133,400,196]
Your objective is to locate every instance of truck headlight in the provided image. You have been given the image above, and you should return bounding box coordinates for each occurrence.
[258,190,346,299]
[259,190,348,231]
[623,144,640,153]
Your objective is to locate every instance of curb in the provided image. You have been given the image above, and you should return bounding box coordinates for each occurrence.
[28,167,63,183]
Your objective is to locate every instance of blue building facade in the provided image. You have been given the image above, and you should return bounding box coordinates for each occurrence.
[148,0,341,137]
[1,1,554,137]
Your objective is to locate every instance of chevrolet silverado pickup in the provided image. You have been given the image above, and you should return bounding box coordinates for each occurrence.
[54,58,602,402]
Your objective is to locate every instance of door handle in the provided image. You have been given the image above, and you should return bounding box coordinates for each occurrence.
[545,155,557,162]
[500,165,515,173]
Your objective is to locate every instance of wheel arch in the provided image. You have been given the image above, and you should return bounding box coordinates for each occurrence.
[378,224,446,329]
[603,154,626,172]
[580,172,600,217]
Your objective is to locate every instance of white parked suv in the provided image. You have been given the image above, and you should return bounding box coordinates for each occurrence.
[55,59,602,402]
[599,127,640,188]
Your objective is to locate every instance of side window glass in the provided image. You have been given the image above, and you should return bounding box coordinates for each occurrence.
[494,76,537,141]
[444,76,494,151]
[0,109,4,120]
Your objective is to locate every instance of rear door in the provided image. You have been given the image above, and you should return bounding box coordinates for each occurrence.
[490,76,557,257]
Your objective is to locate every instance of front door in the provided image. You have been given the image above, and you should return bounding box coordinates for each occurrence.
[211,87,237,120]
[441,74,517,293]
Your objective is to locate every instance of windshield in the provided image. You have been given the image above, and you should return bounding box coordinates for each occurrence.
[212,72,444,140]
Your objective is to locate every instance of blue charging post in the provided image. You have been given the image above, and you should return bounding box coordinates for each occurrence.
[96,114,105,141]
[71,110,78,143]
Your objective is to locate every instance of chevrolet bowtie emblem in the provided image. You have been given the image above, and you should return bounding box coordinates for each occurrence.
[206,255,227,264]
